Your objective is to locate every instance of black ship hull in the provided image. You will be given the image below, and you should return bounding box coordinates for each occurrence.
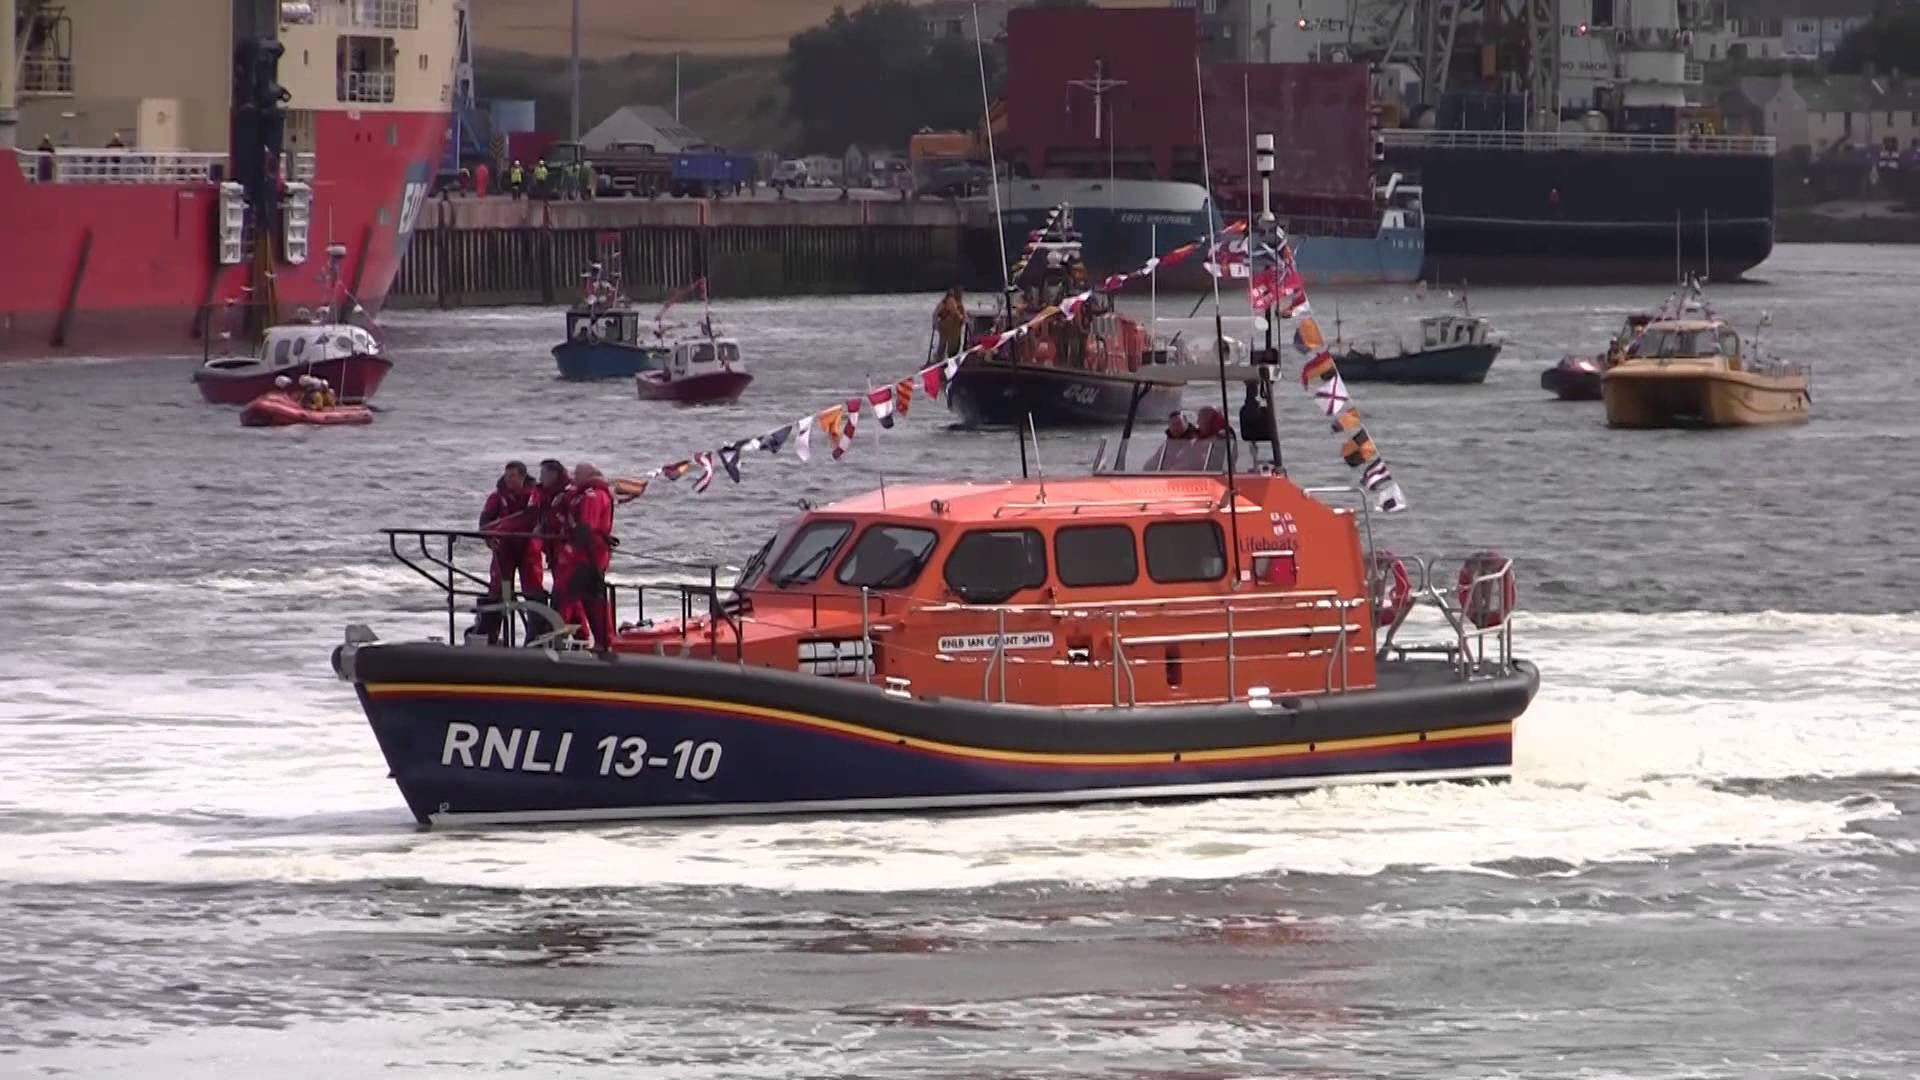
[1387,144,1775,285]
[945,361,1186,429]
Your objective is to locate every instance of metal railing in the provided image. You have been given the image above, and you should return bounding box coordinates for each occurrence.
[20,56,74,96]
[371,523,1521,708]
[12,149,313,186]
[1382,128,1775,156]
[14,149,225,184]
[310,0,419,30]
[341,70,397,104]
[1375,554,1519,678]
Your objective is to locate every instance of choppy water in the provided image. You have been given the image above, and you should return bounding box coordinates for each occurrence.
[2,244,1917,1077]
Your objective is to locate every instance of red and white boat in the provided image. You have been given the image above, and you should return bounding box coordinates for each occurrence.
[0,0,458,359]
[240,391,373,427]
[636,336,753,405]
[194,321,392,404]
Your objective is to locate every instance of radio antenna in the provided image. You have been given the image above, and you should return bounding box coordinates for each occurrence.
[975,3,1012,312]
[1195,55,1243,585]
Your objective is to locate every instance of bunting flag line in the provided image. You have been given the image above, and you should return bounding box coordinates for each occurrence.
[868,384,897,429]
[615,206,1406,513]
[1271,225,1409,514]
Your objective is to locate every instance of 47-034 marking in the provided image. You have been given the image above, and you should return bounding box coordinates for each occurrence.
[596,736,723,780]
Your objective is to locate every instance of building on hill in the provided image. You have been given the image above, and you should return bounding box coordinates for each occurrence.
[1690,0,1875,63]
[581,105,708,153]
[1718,72,1920,154]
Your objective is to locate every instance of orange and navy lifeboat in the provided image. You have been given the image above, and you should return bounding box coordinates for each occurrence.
[336,399,1537,828]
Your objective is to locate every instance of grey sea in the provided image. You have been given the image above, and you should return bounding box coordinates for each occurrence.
[1,243,1916,1078]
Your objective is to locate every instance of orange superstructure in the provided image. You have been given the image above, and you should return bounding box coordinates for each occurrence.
[617,468,1380,708]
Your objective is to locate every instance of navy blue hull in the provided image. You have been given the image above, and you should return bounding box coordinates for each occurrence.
[945,362,1185,429]
[1337,344,1500,385]
[552,341,668,381]
[999,206,1424,289]
[337,643,1536,826]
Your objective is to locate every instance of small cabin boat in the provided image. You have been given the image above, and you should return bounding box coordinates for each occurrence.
[193,322,391,405]
[1336,314,1500,385]
[1601,317,1811,428]
[551,259,671,381]
[635,335,753,405]
[333,364,1538,827]
[553,307,669,381]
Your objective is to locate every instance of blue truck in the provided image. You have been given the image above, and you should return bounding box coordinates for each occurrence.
[668,149,758,197]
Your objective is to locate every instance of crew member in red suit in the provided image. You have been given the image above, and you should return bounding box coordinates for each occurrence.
[472,460,548,644]
[531,459,575,632]
[557,461,616,649]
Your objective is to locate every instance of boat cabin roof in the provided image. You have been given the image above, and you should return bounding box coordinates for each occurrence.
[1418,313,1490,347]
[260,323,377,362]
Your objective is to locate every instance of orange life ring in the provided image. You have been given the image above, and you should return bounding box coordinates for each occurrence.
[1371,549,1413,629]
[1456,551,1516,629]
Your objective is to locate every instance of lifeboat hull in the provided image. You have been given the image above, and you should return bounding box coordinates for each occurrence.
[195,353,394,405]
[945,361,1185,429]
[335,641,1537,827]
[240,394,375,427]
[635,369,753,404]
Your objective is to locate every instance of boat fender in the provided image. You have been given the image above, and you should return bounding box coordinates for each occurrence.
[1457,551,1516,629]
[1371,550,1414,628]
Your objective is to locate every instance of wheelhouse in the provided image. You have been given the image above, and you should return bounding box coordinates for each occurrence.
[1626,319,1739,361]
[671,338,743,374]
[564,308,643,346]
[1419,314,1490,349]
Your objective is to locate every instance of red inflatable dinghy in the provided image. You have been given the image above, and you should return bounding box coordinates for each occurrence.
[240,393,374,428]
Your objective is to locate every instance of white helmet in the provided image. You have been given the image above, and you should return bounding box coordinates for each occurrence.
[274,375,293,389]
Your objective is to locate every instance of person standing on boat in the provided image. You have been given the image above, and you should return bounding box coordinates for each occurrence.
[933,287,966,358]
[555,462,616,650]
[473,460,550,645]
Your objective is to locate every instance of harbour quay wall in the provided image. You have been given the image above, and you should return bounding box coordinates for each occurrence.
[388,197,999,308]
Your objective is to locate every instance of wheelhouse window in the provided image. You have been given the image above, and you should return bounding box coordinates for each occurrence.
[1055,525,1139,587]
[733,519,799,593]
[943,529,1047,604]
[768,520,852,587]
[1144,520,1227,584]
[835,525,939,589]
[687,341,740,366]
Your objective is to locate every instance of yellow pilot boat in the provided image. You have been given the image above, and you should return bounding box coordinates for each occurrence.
[1601,315,1811,429]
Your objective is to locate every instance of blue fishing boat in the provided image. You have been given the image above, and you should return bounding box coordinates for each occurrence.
[552,307,669,381]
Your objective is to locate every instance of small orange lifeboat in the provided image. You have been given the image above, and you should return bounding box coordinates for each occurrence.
[336,365,1538,827]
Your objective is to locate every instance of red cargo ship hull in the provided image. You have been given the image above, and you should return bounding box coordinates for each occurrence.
[0,110,443,360]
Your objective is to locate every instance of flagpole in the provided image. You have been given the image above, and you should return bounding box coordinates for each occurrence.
[1195,54,1243,586]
